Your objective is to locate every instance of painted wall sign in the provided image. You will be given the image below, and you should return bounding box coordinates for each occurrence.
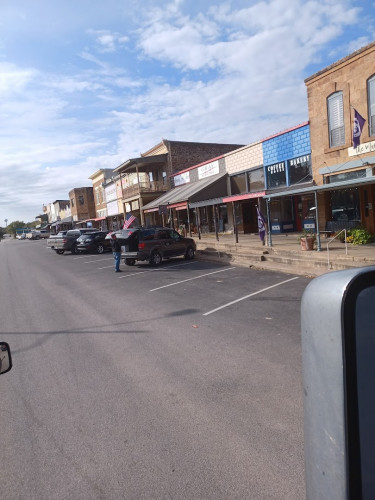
[348,140,375,156]
[198,160,220,179]
[174,171,190,186]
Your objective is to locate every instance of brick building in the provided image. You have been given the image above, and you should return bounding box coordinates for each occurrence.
[305,41,375,235]
[88,169,114,230]
[113,139,244,226]
[69,187,96,223]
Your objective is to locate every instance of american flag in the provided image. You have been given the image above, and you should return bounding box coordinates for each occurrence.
[123,213,136,229]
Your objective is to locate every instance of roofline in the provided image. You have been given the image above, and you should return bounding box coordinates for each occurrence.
[261,122,309,143]
[304,40,375,84]
[88,168,114,180]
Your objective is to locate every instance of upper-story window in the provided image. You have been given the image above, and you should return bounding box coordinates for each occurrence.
[327,92,345,147]
[367,75,375,136]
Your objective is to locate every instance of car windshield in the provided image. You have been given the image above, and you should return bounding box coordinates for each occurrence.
[79,234,96,240]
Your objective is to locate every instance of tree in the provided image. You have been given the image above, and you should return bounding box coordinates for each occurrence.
[6,221,26,237]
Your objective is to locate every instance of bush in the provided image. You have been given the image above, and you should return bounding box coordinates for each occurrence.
[346,227,373,245]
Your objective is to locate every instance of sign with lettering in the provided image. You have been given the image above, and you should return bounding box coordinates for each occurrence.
[348,140,375,156]
[174,171,190,186]
[198,160,220,179]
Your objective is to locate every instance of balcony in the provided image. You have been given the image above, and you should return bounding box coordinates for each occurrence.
[121,179,169,199]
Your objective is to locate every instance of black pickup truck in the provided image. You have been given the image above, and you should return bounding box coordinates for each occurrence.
[47,229,97,254]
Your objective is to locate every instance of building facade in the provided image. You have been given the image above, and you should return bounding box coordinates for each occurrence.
[69,187,96,223]
[305,41,375,235]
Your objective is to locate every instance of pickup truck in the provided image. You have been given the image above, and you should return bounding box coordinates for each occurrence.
[47,229,97,254]
[26,229,50,240]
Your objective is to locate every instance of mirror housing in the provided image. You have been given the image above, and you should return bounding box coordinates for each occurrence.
[0,342,12,375]
[302,266,375,499]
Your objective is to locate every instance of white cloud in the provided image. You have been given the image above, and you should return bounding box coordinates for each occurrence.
[0,0,370,224]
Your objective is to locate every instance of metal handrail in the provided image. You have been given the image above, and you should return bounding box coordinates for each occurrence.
[327,229,348,269]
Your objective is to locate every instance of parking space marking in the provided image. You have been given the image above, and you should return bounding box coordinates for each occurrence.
[118,261,196,277]
[203,276,299,316]
[83,257,113,263]
[149,267,235,291]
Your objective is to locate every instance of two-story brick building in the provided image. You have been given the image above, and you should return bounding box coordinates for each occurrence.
[69,187,96,224]
[305,41,375,236]
[113,139,244,226]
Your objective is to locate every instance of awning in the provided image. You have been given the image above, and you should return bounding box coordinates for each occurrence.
[60,216,73,223]
[142,172,227,212]
[189,197,223,209]
[264,175,375,199]
[319,155,375,174]
[223,191,265,202]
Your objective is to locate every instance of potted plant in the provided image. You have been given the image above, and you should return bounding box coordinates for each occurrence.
[298,229,316,251]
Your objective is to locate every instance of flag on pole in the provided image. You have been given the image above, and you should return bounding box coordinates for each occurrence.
[256,206,266,243]
[352,109,366,149]
[123,213,136,229]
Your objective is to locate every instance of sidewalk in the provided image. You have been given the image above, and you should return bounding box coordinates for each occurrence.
[193,232,375,277]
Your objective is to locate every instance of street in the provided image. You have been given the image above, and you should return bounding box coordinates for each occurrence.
[0,238,310,499]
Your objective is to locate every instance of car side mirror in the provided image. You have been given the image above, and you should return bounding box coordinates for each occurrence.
[302,266,375,499]
[0,342,12,375]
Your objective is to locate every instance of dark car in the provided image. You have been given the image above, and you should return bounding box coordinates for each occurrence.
[76,231,111,254]
[120,227,196,266]
[47,228,98,254]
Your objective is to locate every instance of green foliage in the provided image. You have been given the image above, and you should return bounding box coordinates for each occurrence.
[298,229,316,242]
[346,227,373,245]
[5,221,26,236]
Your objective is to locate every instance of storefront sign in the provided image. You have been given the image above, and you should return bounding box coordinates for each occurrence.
[174,171,190,186]
[198,160,220,179]
[289,154,311,167]
[349,140,375,156]
[107,200,118,216]
[267,162,285,174]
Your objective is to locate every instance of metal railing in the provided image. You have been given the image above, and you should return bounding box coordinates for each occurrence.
[327,229,348,269]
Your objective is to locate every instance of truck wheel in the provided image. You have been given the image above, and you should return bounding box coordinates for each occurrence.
[55,250,65,255]
[125,259,136,266]
[185,246,195,260]
[149,250,162,266]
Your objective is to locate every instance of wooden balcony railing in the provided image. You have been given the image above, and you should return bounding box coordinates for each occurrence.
[121,180,168,198]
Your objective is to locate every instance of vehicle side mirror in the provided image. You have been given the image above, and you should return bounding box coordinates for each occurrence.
[302,266,375,499]
[0,342,12,375]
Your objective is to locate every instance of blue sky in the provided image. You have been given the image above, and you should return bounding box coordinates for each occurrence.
[1,0,374,224]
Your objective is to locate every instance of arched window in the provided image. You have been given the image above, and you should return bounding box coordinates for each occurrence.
[327,92,345,147]
[367,75,375,136]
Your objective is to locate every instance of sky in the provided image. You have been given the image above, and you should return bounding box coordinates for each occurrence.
[1,0,374,225]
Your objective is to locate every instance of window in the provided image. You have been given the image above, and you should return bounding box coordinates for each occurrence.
[78,195,85,205]
[230,173,247,194]
[368,75,375,136]
[266,162,286,189]
[70,198,75,207]
[248,168,264,192]
[331,189,360,222]
[288,155,312,185]
[327,92,345,147]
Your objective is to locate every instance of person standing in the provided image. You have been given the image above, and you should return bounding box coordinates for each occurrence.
[110,233,122,272]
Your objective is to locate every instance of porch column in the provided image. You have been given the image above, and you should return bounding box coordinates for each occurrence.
[213,205,219,241]
[187,207,191,237]
[266,198,273,247]
[197,207,201,240]
[139,197,145,226]
[314,191,321,252]
[232,202,238,244]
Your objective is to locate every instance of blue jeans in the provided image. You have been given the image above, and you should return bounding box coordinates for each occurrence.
[113,252,121,271]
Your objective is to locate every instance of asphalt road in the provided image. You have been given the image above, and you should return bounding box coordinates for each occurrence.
[0,238,311,500]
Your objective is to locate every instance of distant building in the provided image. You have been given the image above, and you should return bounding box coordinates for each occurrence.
[69,187,96,224]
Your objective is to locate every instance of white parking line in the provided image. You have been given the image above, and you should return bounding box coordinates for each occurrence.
[203,276,299,316]
[83,257,113,264]
[118,261,195,278]
[149,267,235,291]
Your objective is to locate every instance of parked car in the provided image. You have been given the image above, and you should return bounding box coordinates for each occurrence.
[26,230,49,239]
[47,228,98,254]
[120,227,196,266]
[76,231,111,254]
